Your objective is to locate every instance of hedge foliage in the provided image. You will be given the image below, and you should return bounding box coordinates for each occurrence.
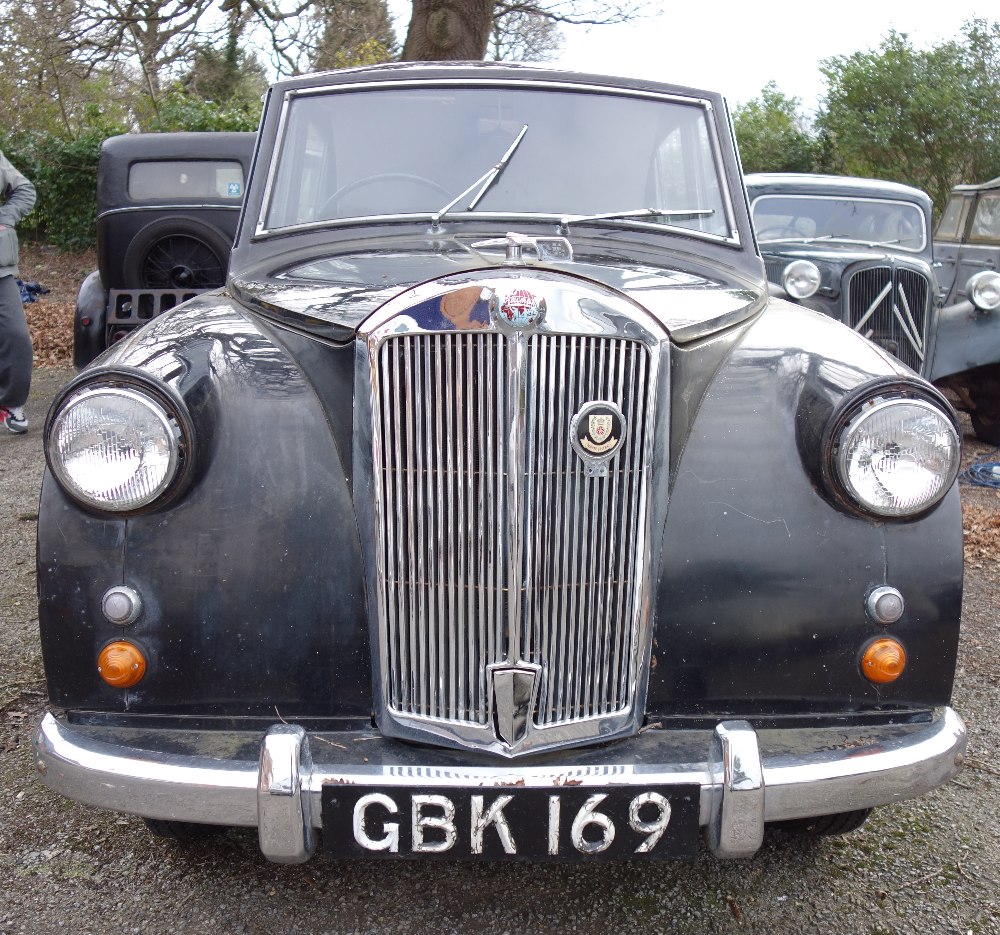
[2,130,108,252]
[1,93,260,252]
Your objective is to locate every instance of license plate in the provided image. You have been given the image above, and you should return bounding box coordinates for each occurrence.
[321,784,700,860]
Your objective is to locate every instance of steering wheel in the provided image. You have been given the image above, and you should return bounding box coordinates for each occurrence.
[757,223,809,239]
[321,173,450,216]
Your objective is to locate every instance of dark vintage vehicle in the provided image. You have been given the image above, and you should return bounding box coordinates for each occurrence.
[34,64,966,865]
[745,172,1000,443]
[74,131,256,368]
[932,175,1000,442]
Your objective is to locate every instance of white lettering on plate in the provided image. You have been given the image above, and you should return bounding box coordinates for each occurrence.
[548,795,561,855]
[629,791,672,853]
[353,793,399,852]
[470,794,516,854]
[571,794,616,854]
[411,794,457,853]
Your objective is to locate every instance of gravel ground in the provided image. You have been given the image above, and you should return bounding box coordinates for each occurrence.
[2,367,999,935]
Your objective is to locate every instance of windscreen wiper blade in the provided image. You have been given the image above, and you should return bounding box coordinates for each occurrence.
[432,124,529,225]
[560,207,714,228]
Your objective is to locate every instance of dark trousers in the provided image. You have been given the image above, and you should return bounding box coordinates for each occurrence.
[0,274,32,408]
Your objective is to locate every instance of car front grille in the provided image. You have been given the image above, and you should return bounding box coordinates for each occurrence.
[763,258,785,286]
[371,329,654,731]
[847,266,930,371]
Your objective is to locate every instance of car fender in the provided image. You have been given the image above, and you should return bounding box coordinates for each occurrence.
[925,298,1000,382]
[38,292,372,716]
[73,270,108,370]
[648,300,963,714]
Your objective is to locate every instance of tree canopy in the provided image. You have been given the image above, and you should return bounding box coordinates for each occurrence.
[731,82,817,175]
[5,3,1000,246]
[733,20,1000,213]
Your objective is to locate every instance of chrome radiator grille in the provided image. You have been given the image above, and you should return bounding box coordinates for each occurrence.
[763,258,786,286]
[848,266,930,371]
[372,330,653,729]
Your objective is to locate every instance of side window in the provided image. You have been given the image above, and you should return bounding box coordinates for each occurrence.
[969,193,1000,244]
[935,195,969,241]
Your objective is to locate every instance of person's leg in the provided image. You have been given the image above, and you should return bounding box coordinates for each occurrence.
[0,274,33,432]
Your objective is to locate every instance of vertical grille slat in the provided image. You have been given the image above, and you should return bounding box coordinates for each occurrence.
[848,265,930,371]
[373,327,653,729]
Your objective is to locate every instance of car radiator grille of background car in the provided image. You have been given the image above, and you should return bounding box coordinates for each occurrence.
[847,265,930,372]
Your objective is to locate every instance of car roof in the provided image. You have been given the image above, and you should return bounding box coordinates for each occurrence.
[744,172,931,209]
[268,60,726,107]
[100,131,256,163]
[950,176,1000,193]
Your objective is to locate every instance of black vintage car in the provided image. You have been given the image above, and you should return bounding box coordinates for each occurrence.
[34,64,965,864]
[74,131,256,368]
[745,172,1000,443]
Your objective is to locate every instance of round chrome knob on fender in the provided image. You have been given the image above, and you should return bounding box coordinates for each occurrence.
[101,586,143,625]
[866,586,904,625]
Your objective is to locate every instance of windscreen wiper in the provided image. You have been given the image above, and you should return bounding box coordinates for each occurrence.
[431,124,529,228]
[559,207,714,232]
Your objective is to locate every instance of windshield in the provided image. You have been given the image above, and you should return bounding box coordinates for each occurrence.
[751,194,926,251]
[262,84,731,240]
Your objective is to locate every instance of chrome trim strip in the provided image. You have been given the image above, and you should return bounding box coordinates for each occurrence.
[99,205,242,218]
[34,708,967,863]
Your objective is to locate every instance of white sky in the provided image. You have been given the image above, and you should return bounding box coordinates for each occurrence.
[388,2,995,113]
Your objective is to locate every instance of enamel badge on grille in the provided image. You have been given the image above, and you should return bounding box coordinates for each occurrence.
[491,287,546,330]
[570,401,627,477]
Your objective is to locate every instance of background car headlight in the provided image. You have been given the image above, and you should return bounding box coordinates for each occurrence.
[48,385,185,512]
[834,396,960,517]
[967,270,1000,311]
[782,260,821,299]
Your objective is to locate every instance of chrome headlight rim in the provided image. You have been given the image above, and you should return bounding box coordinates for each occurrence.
[967,270,1000,312]
[44,368,196,516]
[822,380,960,520]
[782,259,821,299]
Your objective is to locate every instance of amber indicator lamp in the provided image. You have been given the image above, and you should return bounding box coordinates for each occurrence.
[861,637,907,684]
[97,640,147,688]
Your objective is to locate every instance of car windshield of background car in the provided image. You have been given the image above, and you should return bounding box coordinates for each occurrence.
[752,195,925,251]
[262,85,729,240]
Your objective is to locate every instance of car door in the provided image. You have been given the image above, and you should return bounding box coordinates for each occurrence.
[934,192,972,301]
[952,191,1000,302]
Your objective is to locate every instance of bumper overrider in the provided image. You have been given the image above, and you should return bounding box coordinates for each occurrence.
[34,708,965,863]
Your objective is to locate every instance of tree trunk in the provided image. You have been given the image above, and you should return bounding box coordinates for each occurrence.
[401,0,494,61]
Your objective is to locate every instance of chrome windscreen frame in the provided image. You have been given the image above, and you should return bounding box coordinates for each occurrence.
[353,270,671,757]
[253,77,741,246]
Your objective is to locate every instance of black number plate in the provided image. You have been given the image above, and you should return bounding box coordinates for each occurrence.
[321,784,700,860]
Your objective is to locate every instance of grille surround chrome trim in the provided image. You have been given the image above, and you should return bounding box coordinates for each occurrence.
[354,272,670,757]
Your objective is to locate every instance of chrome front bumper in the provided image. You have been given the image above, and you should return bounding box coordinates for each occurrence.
[33,708,966,863]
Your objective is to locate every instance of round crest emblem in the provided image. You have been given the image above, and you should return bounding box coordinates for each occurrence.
[491,287,546,330]
[570,401,627,466]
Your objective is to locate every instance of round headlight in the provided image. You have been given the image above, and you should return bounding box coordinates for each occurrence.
[48,386,182,512]
[835,396,960,517]
[967,270,1000,311]
[782,260,821,299]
